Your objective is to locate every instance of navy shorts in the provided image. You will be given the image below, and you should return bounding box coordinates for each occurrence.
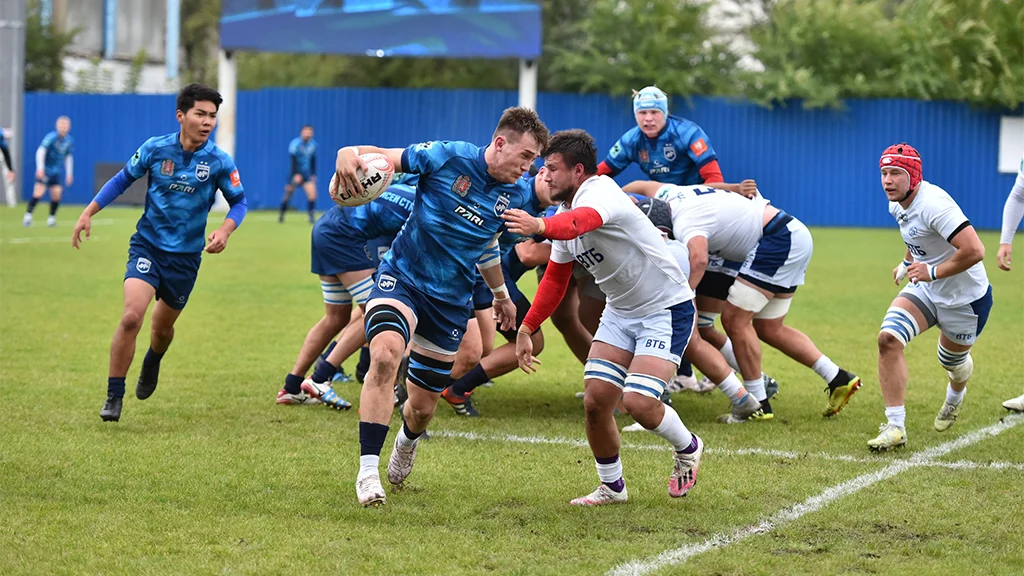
[36,172,61,187]
[310,218,375,276]
[471,275,493,311]
[124,234,202,311]
[288,172,313,184]
[368,262,470,354]
[365,235,396,269]
[496,294,534,342]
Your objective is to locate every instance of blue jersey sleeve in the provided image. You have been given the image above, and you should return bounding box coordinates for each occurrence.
[288,138,301,156]
[0,132,6,150]
[216,154,245,203]
[40,132,56,151]
[682,125,716,167]
[401,141,462,176]
[603,128,640,173]
[125,139,155,180]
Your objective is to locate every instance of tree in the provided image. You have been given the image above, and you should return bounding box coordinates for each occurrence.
[24,0,78,92]
[181,0,222,86]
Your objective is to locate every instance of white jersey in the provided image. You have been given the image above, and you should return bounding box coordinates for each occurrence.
[1000,153,1024,245]
[889,180,988,307]
[654,184,769,262]
[550,175,692,317]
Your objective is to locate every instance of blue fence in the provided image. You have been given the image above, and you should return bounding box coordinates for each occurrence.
[21,89,1020,230]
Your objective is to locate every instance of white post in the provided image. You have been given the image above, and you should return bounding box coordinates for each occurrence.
[212,49,236,211]
[518,58,537,110]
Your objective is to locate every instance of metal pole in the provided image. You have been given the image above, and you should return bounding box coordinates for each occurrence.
[212,49,237,211]
[166,0,179,80]
[0,2,26,206]
[518,58,537,111]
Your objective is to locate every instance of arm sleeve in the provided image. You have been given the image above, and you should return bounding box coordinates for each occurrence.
[35,146,46,173]
[309,150,316,173]
[226,195,248,227]
[539,207,604,240]
[290,155,299,175]
[698,159,723,183]
[1000,159,1024,245]
[92,168,138,208]
[0,145,11,171]
[216,156,246,220]
[65,155,73,178]
[401,141,459,176]
[477,234,502,270]
[520,259,574,332]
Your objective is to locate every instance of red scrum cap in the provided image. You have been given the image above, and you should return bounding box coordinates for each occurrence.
[880,143,922,191]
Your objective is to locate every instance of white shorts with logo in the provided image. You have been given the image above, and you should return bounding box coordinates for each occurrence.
[593,300,696,366]
[739,213,813,293]
[898,282,993,345]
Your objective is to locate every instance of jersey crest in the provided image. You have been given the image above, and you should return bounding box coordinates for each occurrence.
[160,159,174,176]
[452,174,472,197]
[195,162,210,182]
[494,194,510,217]
[663,143,676,161]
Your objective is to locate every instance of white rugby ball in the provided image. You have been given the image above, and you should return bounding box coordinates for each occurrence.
[330,153,395,208]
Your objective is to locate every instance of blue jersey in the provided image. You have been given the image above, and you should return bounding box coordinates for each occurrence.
[603,115,717,185]
[39,131,74,174]
[289,137,317,176]
[387,140,533,305]
[126,133,245,253]
[325,182,416,241]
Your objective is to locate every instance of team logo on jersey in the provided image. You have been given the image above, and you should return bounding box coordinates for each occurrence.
[196,162,210,182]
[131,150,142,166]
[136,258,151,274]
[493,194,510,217]
[689,138,708,157]
[909,226,919,238]
[230,169,241,188]
[452,175,472,197]
[639,149,649,163]
[160,159,174,176]
[377,274,397,292]
[663,143,677,161]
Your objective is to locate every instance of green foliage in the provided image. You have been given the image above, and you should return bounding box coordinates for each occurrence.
[123,49,148,93]
[24,0,78,92]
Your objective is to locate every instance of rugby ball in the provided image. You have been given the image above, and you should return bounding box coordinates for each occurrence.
[330,153,395,208]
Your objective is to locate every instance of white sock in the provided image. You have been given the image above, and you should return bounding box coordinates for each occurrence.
[595,456,623,484]
[359,454,380,477]
[650,407,693,452]
[945,383,966,406]
[812,355,841,383]
[717,373,748,405]
[745,378,767,402]
[885,405,906,429]
[719,338,741,373]
[396,425,419,449]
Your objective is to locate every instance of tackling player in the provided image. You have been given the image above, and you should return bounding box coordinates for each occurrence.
[869,143,991,450]
[72,84,248,422]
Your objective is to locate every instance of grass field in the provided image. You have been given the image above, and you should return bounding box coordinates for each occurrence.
[2,206,1022,575]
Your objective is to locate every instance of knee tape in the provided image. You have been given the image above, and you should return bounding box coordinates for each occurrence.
[697,311,719,329]
[321,281,352,306]
[880,306,921,347]
[938,343,973,383]
[406,351,453,393]
[344,276,375,306]
[365,304,410,346]
[754,297,792,320]
[727,282,770,314]
[623,373,667,400]
[583,359,627,388]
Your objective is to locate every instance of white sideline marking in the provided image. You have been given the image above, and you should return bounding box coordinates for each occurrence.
[606,414,1024,576]
[1,235,100,244]
[433,429,1024,472]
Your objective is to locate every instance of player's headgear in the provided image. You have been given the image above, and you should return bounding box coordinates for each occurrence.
[633,86,668,117]
[636,197,674,238]
[880,143,922,199]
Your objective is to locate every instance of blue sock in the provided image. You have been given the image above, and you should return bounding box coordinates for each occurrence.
[284,373,304,394]
[677,360,693,378]
[143,347,165,368]
[321,340,338,361]
[359,421,390,456]
[107,377,126,398]
[451,364,489,396]
[402,421,422,442]
[312,360,338,384]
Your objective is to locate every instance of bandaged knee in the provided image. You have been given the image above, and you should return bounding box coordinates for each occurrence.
[344,276,375,306]
[697,311,719,329]
[754,297,792,320]
[726,282,770,314]
[321,281,352,306]
[623,373,667,400]
[584,359,627,388]
[406,351,454,393]
[880,306,921,347]
[938,343,973,383]
[364,304,410,346]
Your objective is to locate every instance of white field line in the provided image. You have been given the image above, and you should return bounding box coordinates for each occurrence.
[432,428,1024,472]
[606,414,1024,576]
[1,235,101,244]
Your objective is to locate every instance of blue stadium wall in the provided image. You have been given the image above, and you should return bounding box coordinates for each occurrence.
[21,89,1019,230]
